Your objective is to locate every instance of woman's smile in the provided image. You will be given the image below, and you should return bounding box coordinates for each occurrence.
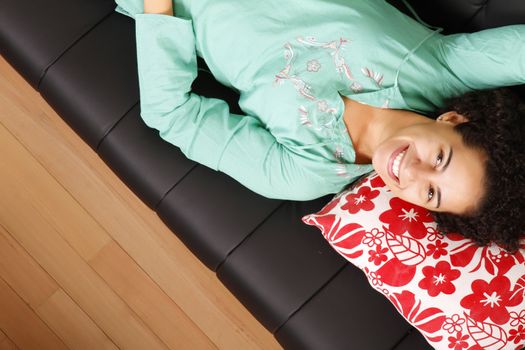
[371,112,487,214]
[388,144,409,184]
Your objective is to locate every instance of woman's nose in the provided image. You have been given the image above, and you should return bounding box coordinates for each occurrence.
[403,160,434,184]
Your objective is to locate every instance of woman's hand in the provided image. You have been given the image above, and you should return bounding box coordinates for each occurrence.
[144,0,174,16]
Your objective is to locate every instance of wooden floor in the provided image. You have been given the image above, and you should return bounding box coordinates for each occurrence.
[0,55,282,350]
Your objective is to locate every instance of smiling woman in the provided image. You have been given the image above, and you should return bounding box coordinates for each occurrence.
[115,0,525,250]
[341,87,525,251]
[341,95,488,215]
[375,112,486,215]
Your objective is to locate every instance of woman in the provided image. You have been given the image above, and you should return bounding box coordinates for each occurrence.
[115,0,525,249]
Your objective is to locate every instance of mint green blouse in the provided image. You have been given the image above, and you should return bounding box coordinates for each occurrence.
[114,0,525,200]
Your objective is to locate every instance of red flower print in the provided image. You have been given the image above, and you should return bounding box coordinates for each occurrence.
[368,245,388,266]
[341,186,379,214]
[362,228,385,247]
[509,325,525,344]
[379,198,434,239]
[461,275,524,325]
[467,346,483,350]
[442,314,466,334]
[388,291,445,335]
[376,258,417,287]
[427,239,449,259]
[510,310,525,327]
[450,241,525,276]
[370,173,386,188]
[426,226,444,242]
[364,268,383,287]
[304,214,366,260]
[464,313,508,349]
[479,244,525,276]
[418,261,461,297]
[448,331,469,350]
[514,276,525,302]
[385,231,426,266]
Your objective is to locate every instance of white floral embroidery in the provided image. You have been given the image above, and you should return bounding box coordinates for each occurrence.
[274,35,368,178]
[350,81,363,93]
[297,36,355,81]
[274,43,316,99]
[292,78,315,100]
[275,69,315,99]
[317,100,328,112]
[274,43,295,87]
[361,67,384,87]
[335,164,349,177]
[307,59,321,72]
[334,145,344,161]
[298,105,313,127]
[317,100,338,114]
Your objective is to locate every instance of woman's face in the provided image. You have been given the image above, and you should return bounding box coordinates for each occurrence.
[372,112,486,214]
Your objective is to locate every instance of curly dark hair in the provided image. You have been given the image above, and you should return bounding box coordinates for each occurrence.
[431,87,525,252]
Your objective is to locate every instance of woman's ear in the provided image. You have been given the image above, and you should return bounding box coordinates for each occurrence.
[436,111,469,125]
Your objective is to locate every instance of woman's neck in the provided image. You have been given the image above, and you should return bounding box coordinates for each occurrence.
[340,95,426,163]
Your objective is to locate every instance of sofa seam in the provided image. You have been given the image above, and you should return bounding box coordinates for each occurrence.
[153,163,199,211]
[214,200,287,273]
[95,101,139,151]
[94,98,198,212]
[272,262,348,335]
[37,8,115,91]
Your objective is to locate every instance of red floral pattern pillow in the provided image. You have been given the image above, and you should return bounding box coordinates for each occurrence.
[303,172,525,350]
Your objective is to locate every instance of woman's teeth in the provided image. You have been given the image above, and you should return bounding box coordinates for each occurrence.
[392,149,406,179]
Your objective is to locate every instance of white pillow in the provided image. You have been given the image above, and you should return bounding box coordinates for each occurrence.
[303,172,525,350]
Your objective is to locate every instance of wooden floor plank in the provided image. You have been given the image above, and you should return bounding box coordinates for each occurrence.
[0,224,59,309]
[37,289,119,350]
[0,277,68,350]
[0,338,19,350]
[0,122,167,350]
[0,72,111,263]
[0,53,280,349]
[0,331,19,350]
[90,241,217,350]
[0,52,281,350]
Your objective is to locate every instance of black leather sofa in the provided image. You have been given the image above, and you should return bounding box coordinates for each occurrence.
[1,1,523,349]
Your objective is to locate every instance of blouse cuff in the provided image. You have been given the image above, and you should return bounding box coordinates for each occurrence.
[134,13,196,70]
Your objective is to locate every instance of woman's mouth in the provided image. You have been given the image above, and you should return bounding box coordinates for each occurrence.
[387,145,409,184]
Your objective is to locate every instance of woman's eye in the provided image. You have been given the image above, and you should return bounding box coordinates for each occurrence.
[427,186,435,201]
[435,150,443,167]
[436,150,444,167]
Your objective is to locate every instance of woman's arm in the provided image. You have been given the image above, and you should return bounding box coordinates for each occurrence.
[440,25,525,90]
[112,1,345,200]
[144,0,173,16]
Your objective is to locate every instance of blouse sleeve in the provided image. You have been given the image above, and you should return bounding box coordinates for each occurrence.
[114,8,339,200]
[440,25,525,90]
